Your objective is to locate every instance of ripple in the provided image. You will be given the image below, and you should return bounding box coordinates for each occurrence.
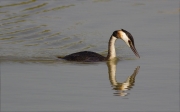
[0,0,36,8]
[0,1,106,59]
[23,3,48,11]
[37,4,75,13]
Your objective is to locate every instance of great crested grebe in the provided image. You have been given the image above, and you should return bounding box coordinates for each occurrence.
[59,29,140,62]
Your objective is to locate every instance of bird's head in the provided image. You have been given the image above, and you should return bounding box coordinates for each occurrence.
[112,29,140,58]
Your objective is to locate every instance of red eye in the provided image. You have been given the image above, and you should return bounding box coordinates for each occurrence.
[128,40,131,44]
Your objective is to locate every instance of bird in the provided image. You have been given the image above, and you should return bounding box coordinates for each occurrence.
[58,29,140,62]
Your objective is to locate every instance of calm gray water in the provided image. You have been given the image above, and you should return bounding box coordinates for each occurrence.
[0,0,179,111]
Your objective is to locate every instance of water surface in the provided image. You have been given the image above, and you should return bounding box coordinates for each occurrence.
[0,0,179,111]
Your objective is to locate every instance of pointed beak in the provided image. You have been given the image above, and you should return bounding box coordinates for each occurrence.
[129,43,140,58]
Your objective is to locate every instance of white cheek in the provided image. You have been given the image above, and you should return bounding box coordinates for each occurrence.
[121,32,130,47]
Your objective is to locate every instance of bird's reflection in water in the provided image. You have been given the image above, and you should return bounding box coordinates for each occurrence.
[107,60,140,96]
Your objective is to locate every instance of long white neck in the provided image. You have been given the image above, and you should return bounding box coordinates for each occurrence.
[107,36,117,60]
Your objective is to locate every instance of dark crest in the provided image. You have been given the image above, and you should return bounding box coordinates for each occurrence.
[112,31,118,38]
[121,29,135,46]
